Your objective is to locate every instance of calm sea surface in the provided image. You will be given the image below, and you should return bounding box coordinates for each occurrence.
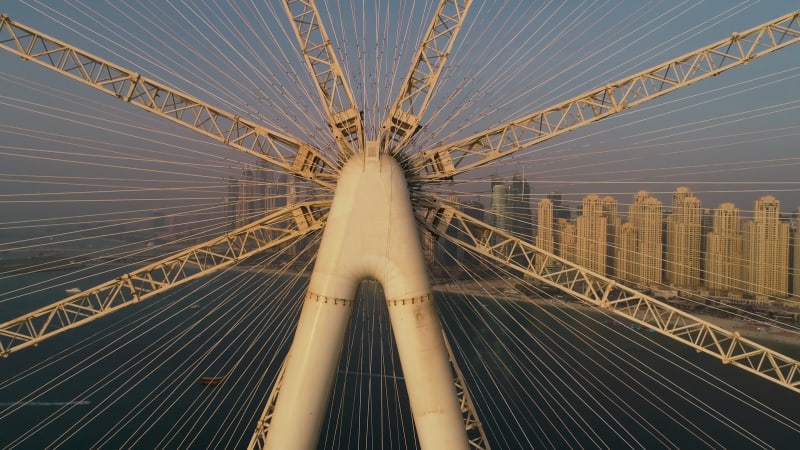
[1,267,798,449]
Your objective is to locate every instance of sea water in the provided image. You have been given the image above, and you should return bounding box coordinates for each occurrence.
[1,267,798,449]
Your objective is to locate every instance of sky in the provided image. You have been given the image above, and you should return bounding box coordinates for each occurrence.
[1,0,799,222]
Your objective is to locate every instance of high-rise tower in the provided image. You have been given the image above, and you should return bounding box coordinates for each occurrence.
[743,196,789,302]
[547,190,571,221]
[630,191,663,287]
[508,174,533,240]
[601,196,621,276]
[705,203,742,295]
[577,194,607,275]
[666,187,701,289]
[491,182,510,234]
[616,222,638,284]
[557,218,577,263]
[536,198,555,255]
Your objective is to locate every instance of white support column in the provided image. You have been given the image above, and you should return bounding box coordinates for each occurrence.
[262,153,467,449]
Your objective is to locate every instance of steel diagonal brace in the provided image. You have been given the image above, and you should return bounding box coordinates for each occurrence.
[0,201,330,357]
[380,0,472,156]
[283,0,364,159]
[416,198,800,394]
[410,10,800,180]
[0,15,338,189]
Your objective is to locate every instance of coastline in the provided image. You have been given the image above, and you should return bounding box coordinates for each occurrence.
[233,266,800,350]
[433,278,800,350]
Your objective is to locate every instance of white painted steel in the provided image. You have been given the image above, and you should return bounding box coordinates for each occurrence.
[264,153,467,449]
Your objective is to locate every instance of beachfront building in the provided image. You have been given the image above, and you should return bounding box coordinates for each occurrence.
[508,174,533,240]
[666,187,701,289]
[743,196,789,303]
[576,194,607,275]
[615,222,638,284]
[630,191,663,287]
[705,203,743,295]
[557,218,577,263]
[601,196,621,277]
[536,198,555,277]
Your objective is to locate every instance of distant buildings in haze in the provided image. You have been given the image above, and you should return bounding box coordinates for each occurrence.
[439,177,800,307]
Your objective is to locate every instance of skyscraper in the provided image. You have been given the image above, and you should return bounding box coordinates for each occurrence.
[666,187,701,289]
[547,190,570,221]
[705,203,742,295]
[743,195,789,302]
[508,174,533,240]
[577,194,607,275]
[557,218,577,263]
[616,222,638,284]
[491,182,509,233]
[536,198,554,255]
[601,196,621,276]
[630,191,662,287]
[462,200,486,269]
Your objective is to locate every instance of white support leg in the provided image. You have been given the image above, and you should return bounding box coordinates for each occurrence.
[261,151,467,449]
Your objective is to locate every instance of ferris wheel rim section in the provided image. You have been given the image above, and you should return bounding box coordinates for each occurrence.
[410,10,800,181]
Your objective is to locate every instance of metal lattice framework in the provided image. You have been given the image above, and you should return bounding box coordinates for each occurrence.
[411,10,800,180]
[249,363,287,450]
[0,201,329,357]
[0,14,338,189]
[2,3,800,448]
[285,0,364,157]
[381,0,472,154]
[418,200,800,393]
[441,330,490,450]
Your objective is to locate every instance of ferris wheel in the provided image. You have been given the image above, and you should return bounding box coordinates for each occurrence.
[1,2,800,449]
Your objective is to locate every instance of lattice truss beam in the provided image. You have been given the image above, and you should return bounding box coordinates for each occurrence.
[284,0,363,157]
[441,330,490,450]
[381,0,472,155]
[0,14,337,190]
[248,363,286,450]
[411,10,800,180]
[0,201,330,357]
[418,200,800,394]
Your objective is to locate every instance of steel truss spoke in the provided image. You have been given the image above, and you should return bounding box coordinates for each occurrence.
[0,15,338,189]
[0,201,329,357]
[441,329,490,450]
[248,362,286,450]
[283,0,364,158]
[410,10,800,180]
[380,0,472,155]
[417,199,800,394]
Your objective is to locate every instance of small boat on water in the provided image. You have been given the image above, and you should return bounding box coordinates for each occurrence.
[199,376,224,386]
[65,287,81,294]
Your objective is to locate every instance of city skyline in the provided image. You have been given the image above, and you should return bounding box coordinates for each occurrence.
[447,176,800,304]
[2,2,800,223]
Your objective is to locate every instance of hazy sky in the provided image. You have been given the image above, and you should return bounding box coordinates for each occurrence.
[1,1,799,220]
